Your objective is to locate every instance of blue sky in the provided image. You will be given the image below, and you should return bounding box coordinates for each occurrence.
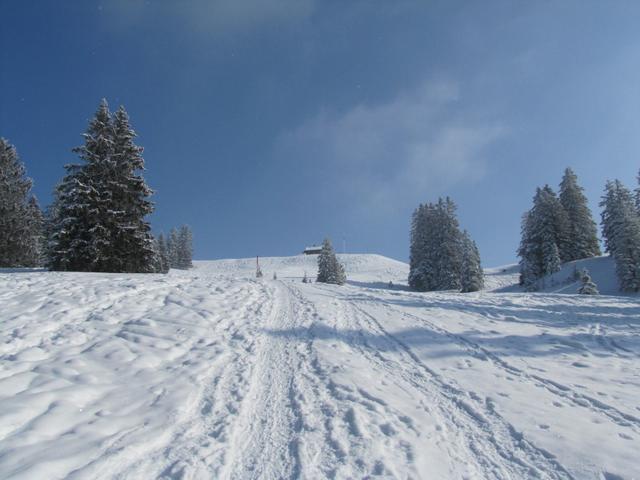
[2,1,640,266]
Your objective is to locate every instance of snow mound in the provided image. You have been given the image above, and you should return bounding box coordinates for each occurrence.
[493,256,635,296]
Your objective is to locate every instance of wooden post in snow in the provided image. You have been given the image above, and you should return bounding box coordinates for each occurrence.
[256,256,263,278]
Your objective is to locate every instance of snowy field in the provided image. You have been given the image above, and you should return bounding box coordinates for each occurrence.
[1,255,639,479]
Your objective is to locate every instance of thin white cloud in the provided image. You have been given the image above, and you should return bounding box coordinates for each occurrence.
[276,80,505,214]
[107,0,315,34]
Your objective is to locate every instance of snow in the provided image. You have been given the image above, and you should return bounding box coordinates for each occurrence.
[1,255,639,479]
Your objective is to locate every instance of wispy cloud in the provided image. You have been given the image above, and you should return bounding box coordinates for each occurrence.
[276,80,505,214]
[107,0,315,34]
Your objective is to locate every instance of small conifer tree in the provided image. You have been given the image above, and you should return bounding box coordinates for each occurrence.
[578,269,599,295]
[317,238,346,285]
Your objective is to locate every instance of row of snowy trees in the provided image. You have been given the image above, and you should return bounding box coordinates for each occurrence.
[409,197,483,292]
[0,139,45,267]
[154,226,194,273]
[600,178,640,292]
[518,168,601,290]
[1,100,192,273]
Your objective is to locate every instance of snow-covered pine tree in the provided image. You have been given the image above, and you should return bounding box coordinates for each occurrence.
[559,168,601,260]
[110,106,156,272]
[48,100,115,271]
[316,238,346,285]
[176,225,193,269]
[409,203,439,291]
[433,197,463,290]
[518,187,563,290]
[155,233,170,273]
[600,180,640,292]
[409,197,472,292]
[71,99,116,271]
[22,196,45,267]
[460,230,484,293]
[167,227,179,268]
[48,100,155,273]
[518,211,537,288]
[542,185,571,263]
[578,269,599,295]
[0,138,41,267]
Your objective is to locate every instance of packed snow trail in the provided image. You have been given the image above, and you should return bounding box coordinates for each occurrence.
[1,256,639,479]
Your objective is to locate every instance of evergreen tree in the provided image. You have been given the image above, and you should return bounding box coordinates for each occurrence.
[110,106,156,272]
[176,225,193,269]
[460,231,484,293]
[578,269,599,295]
[48,100,155,272]
[559,168,601,260]
[316,238,346,285]
[433,198,463,290]
[167,227,179,268]
[0,138,43,268]
[408,203,429,291]
[23,196,45,267]
[408,197,472,291]
[542,185,571,263]
[600,180,640,292]
[518,187,564,290]
[155,233,170,273]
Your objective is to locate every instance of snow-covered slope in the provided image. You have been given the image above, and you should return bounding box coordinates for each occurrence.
[1,254,639,479]
[199,253,409,285]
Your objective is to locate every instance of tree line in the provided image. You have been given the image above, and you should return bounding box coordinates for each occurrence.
[0,99,192,273]
[518,167,640,292]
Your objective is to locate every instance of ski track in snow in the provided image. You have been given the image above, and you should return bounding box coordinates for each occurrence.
[0,257,639,479]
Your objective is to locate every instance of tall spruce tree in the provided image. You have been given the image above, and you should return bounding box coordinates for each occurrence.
[167,227,179,268]
[316,238,346,285]
[600,180,640,292]
[433,198,463,290]
[176,225,193,269]
[460,230,484,293]
[409,203,429,291]
[48,100,155,272]
[110,106,156,272]
[460,232,481,292]
[23,196,45,267]
[0,138,43,267]
[518,187,564,290]
[48,100,114,271]
[154,233,170,273]
[559,168,601,260]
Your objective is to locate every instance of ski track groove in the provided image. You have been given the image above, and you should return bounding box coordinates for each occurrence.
[352,291,640,436]
[336,293,575,480]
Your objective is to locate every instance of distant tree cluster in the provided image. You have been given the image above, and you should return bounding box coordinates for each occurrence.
[518,168,600,290]
[1,100,192,274]
[316,238,346,285]
[600,178,640,292]
[154,226,194,273]
[0,138,44,267]
[409,197,483,292]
